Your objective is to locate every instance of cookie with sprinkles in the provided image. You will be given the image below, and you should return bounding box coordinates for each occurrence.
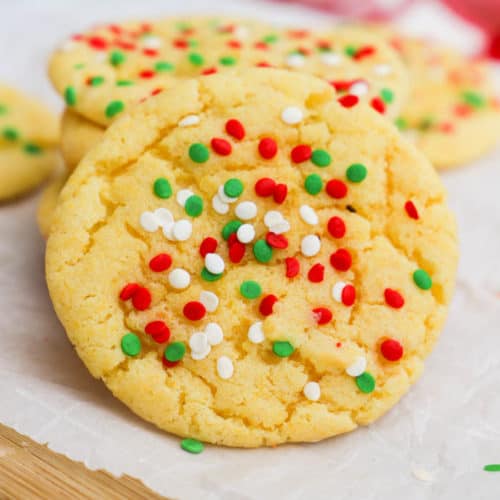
[46,69,457,447]
[0,84,59,199]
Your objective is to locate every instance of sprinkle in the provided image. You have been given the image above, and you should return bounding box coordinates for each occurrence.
[119,283,139,301]
[172,220,192,241]
[109,50,125,66]
[346,356,366,377]
[395,117,408,130]
[371,97,386,114]
[483,465,500,472]
[405,201,419,220]
[384,288,405,309]
[139,69,155,80]
[212,195,229,214]
[179,114,200,127]
[304,174,323,194]
[380,339,403,361]
[462,90,486,108]
[2,127,19,141]
[228,240,245,263]
[346,163,367,183]
[356,372,375,393]
[217,356,234,379]
[332,281,356,306]
[140,211,158,232]
[105,100,124,118]
[248,321,265,343]
[211,137,232,156]
[121,333,141,356]
[353,45,375,60]
[131,287,151,311]
[373,64,392,76]
[224,178,244,197]
[240,280,262,299]
[312,307,332,324]
[299,205,318,225]
[321,52,342,66]
[253,240,273,263]
[64,86,76,106]
[273,184,288,204]
[338,95,359,108]
[89,76,104,86]
[281,106,303,124]
[145,321,171,343]
[181,438,204,454]
[153,178,172,199]
[259,294,278,316]
[273,341,294,357]
[380,88,394,104]
[285,257,300,278]
[200,291,219,312]
[255,177,276,196]
[165,342,186,362]
[88,35,108,50]
[330,249,352,271]
[327,216,346,238]
[199,237,218,257]
[286,53,306,68]
[258,138,278,159]
[413,269,432,290]
[201,267,223,282]
[142,35,162,49]
[303,381,320,401]
[189,143,209,163]
[349,80,369,96]
[225,119,245,140]
[291,144,312,163]
[264,210,284,228]
[168,268,191,289]
[188,52,204,66]
[155,207,174,227]
[205,253,225,275]
[149,253,172,272]
[236,223,255,243]
[190,331,209,354]
[222,220,242,240]
[235,201,257,220]
[308,263,325,283]
[205,323,223,345]
[217,185,238,204]
[301,235,321,257]
[266,232,288,249]
[24,143,42,155]
[326,179,348,199]
[183,301,206,321]
[311,149,331,167]
[185,195,203,217]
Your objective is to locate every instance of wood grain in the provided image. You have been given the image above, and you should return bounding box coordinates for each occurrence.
[0,423,166,499]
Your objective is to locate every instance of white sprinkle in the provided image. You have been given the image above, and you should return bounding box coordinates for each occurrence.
[349,80,369,96]
[59,40,76,52]
[373,64,392,76]
[191,344,211,360]
[95,52,106,63]
[217,185,238,204]
[154,208,174,227]
[346,356,367,377]
[139,211,159,232]
[217,356,234,379]
[281,106,304,125]
[237,224,255,243]
[205,253,225,275]
[172,220,192,241]
[248,321,265,343]
[142,35,162,49]
[176,189,194,207]
[200,291,219,312]
[205,322,223,345]
[286,53,305,68]
[269,220,290,235]
[178,114,200,127]
[212,195,229,214]
[321,52,342,66]
[303,381,321,401]
[332,281,348,302]
[301,234,321,257]
[299,205,318,225]
[234,25,249,40]
[235,201,257,220]
[264,210,284,228]
[162,222,175,240]
[168,268,190,289]
[189,332,209,353]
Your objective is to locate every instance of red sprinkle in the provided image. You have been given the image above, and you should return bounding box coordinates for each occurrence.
[327,216,346,238]
[371,97,386,114]
[258,138,278,159]
[384,288,405,309]
[108,24,122,35]
[162,357,180,368]
[151,88,163,96]
[256,61,272,68]
[183,301,206,321]
[255,177,276,197]
[291,144,312,163]
[330,249,352,271]
[200,237,218,257]
[173,38,189,49]
[211,138,232,156]
[132,287,152,311]
[404,201,419,220]
[308,263,325,283]
[330,80,353,92]
[119,283,139,300]
[229,241,245,263]
[273,183,288,204]
[254,41,269,50]
[149,253,172,272]
[336,342,342,348]
[88,36,108,50]
[227,233,238,246]
[201,67,217,75]
[326,179,348,199]
[259,294,278,316]
[139,69,155,79]
[115,40,136,51]
[354,45,376,60]
[145,321,171,343]
[266,232,288,249]
[227,40,242,49]
[313,307,332,325]
[225,119,245,140]
[285,257,300,278]
[143,49,158,57]
[338,94,359,108]
[342,284,356,306]
[454,103,473,117]
[380,338,404,361]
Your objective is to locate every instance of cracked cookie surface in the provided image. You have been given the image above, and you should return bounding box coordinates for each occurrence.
[46,69,457,447]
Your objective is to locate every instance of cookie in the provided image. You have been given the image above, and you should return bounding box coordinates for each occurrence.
[37,170,68,238]
[0,84,59,199]
[49,17,408,130]
[46,69,457,447]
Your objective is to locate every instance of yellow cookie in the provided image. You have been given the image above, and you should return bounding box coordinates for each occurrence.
[0,84,59,199]
[46,69,457,448]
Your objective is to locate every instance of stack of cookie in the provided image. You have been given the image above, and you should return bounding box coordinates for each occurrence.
[21,15,500,448]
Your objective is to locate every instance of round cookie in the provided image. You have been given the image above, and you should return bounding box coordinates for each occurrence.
[46,69,457,448]
[49,17,408,130]
[0,84,59,199]
[37,170,68,238]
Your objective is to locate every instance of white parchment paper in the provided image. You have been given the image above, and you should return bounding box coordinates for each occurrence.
[1,1,500,498]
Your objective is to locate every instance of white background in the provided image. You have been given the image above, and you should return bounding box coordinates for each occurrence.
[1,1,499,498]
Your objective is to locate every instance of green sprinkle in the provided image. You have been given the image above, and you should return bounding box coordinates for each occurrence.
[153,178,172,199]
[219,56,236,66]
[0,104,8,115]
[105,100,124,118]
[185,194,203,217]
[304,173,323,195]
[413,269,432,290]
[189,143,209,163]
[89,76,105,86]
[344,45,357,57]
[64,86,76,106]
[177,21,191,32]
[222,220,242,240]
[346,163,367,183]
[121,333,141,357]
[380,88,394,104]
[240,280,262,299]
[462,90,486,109]
[253,240,273,263]
[484,464,500,472]
[273,341,294,358]
[109,50,126,66]
[2,127,19,141]
[74,63,85,70]
[155,61,174,72]
[188,39,199,48]
[181,438,204,454]
[311,149,331,167]
[395,117,408,130]
[165,342,186,362]
[116,80,134,87]
[23,143,42,155]
[262,34,279,44]
[201,267,223,282]
[418,117,434,131]
[223,178,244,197]
[356,372,375,393]
[188,52,204,66]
